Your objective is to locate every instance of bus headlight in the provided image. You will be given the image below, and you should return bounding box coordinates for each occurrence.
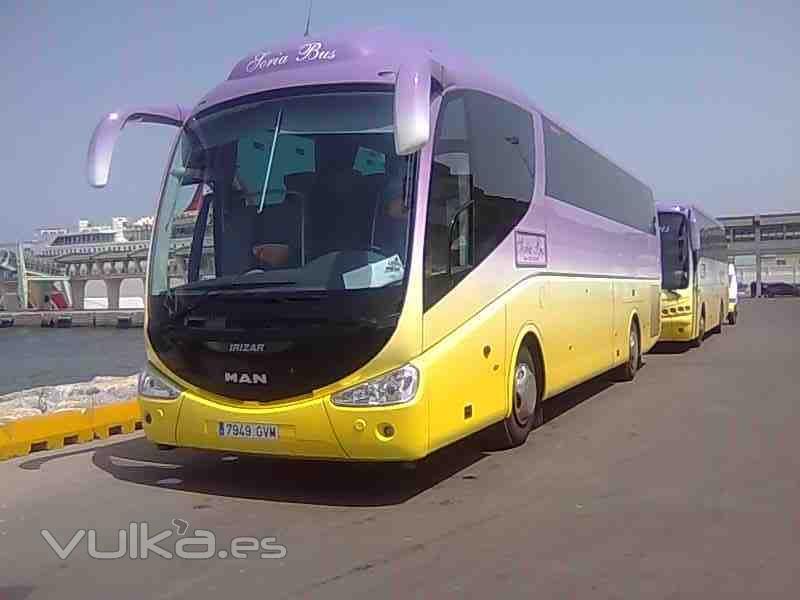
[331,365,419,407]
[138,364,182,400]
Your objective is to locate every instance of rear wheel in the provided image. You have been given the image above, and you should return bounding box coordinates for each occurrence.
[711,301,724,334]
[692,311,706,348]
[482,345,542,450]
[613,321,640,382]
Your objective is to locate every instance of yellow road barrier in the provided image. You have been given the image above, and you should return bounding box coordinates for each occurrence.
[0,400,142,461]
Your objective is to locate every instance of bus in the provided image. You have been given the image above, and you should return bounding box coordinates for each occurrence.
[657,203,728,346]
[86,29,661,461]
[727,263,738,325]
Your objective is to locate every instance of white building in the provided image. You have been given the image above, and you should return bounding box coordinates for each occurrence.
[32,217,153,259]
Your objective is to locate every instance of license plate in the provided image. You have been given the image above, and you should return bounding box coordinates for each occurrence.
[218,422,279,440]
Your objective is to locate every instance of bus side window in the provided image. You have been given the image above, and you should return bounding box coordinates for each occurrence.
[424,91,535,311]
[424,94,472,309]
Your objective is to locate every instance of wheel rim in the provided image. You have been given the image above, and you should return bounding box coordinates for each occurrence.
[513,362,537,427]
[629,327,639,372]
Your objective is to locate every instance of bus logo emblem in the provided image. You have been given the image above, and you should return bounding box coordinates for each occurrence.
[515,231,547,267]
[225,372,269,385]
[228,343,266,353]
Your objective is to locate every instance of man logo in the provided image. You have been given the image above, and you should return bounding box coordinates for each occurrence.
[225,372,268,385]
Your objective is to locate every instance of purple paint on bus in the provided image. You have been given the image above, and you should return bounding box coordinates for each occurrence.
[185,28,661,285]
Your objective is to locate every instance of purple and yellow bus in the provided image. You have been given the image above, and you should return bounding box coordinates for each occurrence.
[657,204,728,345]
[87,30,661,461]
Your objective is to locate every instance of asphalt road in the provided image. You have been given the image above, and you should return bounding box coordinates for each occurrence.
[2,299,798,599]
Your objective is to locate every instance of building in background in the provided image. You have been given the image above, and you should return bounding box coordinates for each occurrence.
[720,212,800,296]
[6,211,799,310]
[33,226,69,244]
[1,216,156,311]
[33,216,153,259]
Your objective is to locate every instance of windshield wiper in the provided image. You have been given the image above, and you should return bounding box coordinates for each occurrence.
[165,280,296,325]
[257,107,284,214]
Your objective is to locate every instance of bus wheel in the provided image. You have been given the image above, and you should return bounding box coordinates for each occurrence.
[614,322,640,382]
[482,345,542,450]
[692,312,706,348]
[711,301,724,334]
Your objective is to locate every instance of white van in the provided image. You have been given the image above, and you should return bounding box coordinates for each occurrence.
[727,264,738,325]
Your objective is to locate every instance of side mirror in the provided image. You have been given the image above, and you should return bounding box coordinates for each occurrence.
[87,105,190,187]
[690,219,701,253]
[394,57,432,156]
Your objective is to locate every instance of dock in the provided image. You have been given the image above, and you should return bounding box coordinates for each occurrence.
[0,309,144,328]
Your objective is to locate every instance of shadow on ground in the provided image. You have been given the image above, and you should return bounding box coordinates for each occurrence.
[649,341,693,355]
[0,586,36,600]
[18,370,621,506]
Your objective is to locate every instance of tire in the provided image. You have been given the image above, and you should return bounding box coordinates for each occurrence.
[613,321,640,382]
[711,301,724,334]
[692,311,706,348]
[482,345,542,450]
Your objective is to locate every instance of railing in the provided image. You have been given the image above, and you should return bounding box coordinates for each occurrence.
[24,256,67,277]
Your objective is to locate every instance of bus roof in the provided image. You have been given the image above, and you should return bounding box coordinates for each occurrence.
[195,28,528,112]
[656,203,724,228]
[656,203,692,215]
[193,27,651,192]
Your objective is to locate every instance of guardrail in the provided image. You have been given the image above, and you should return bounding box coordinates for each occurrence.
[0,377,143,461]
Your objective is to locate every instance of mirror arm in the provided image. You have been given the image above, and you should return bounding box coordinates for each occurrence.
[87,104,190,187]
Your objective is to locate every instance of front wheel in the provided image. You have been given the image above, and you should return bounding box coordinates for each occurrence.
[482,346,542,450]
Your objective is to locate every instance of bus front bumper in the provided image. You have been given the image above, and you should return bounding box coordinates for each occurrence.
[659,315,695,342]
[138,384,429,461]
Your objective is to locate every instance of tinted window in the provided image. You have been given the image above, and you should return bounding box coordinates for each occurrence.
[543,117,654,234]
[694,211,728,263]
[659,212,690,289]
[150,92,414,295]
[424,90,534,310]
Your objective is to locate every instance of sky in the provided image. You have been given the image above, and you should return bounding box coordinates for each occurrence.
[1,0,798,242]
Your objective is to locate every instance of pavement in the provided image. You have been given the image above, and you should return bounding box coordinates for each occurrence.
[1,298,798,599]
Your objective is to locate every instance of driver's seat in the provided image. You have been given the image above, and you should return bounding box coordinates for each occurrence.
[305,169,375,261]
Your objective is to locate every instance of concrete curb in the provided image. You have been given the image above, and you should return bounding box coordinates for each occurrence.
[0,310,144,328]
[0,399,142,461]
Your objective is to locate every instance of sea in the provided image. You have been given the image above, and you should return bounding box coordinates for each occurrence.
[0,327,146,396]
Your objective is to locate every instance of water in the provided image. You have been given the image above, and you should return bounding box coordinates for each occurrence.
[0,328,145,396]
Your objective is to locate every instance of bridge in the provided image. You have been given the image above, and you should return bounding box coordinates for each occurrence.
[1,241,212,310]
[55,247,150,310]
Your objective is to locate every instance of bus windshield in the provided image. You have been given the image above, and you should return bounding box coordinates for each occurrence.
[659,212,690,290]
[149,91,413,297]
